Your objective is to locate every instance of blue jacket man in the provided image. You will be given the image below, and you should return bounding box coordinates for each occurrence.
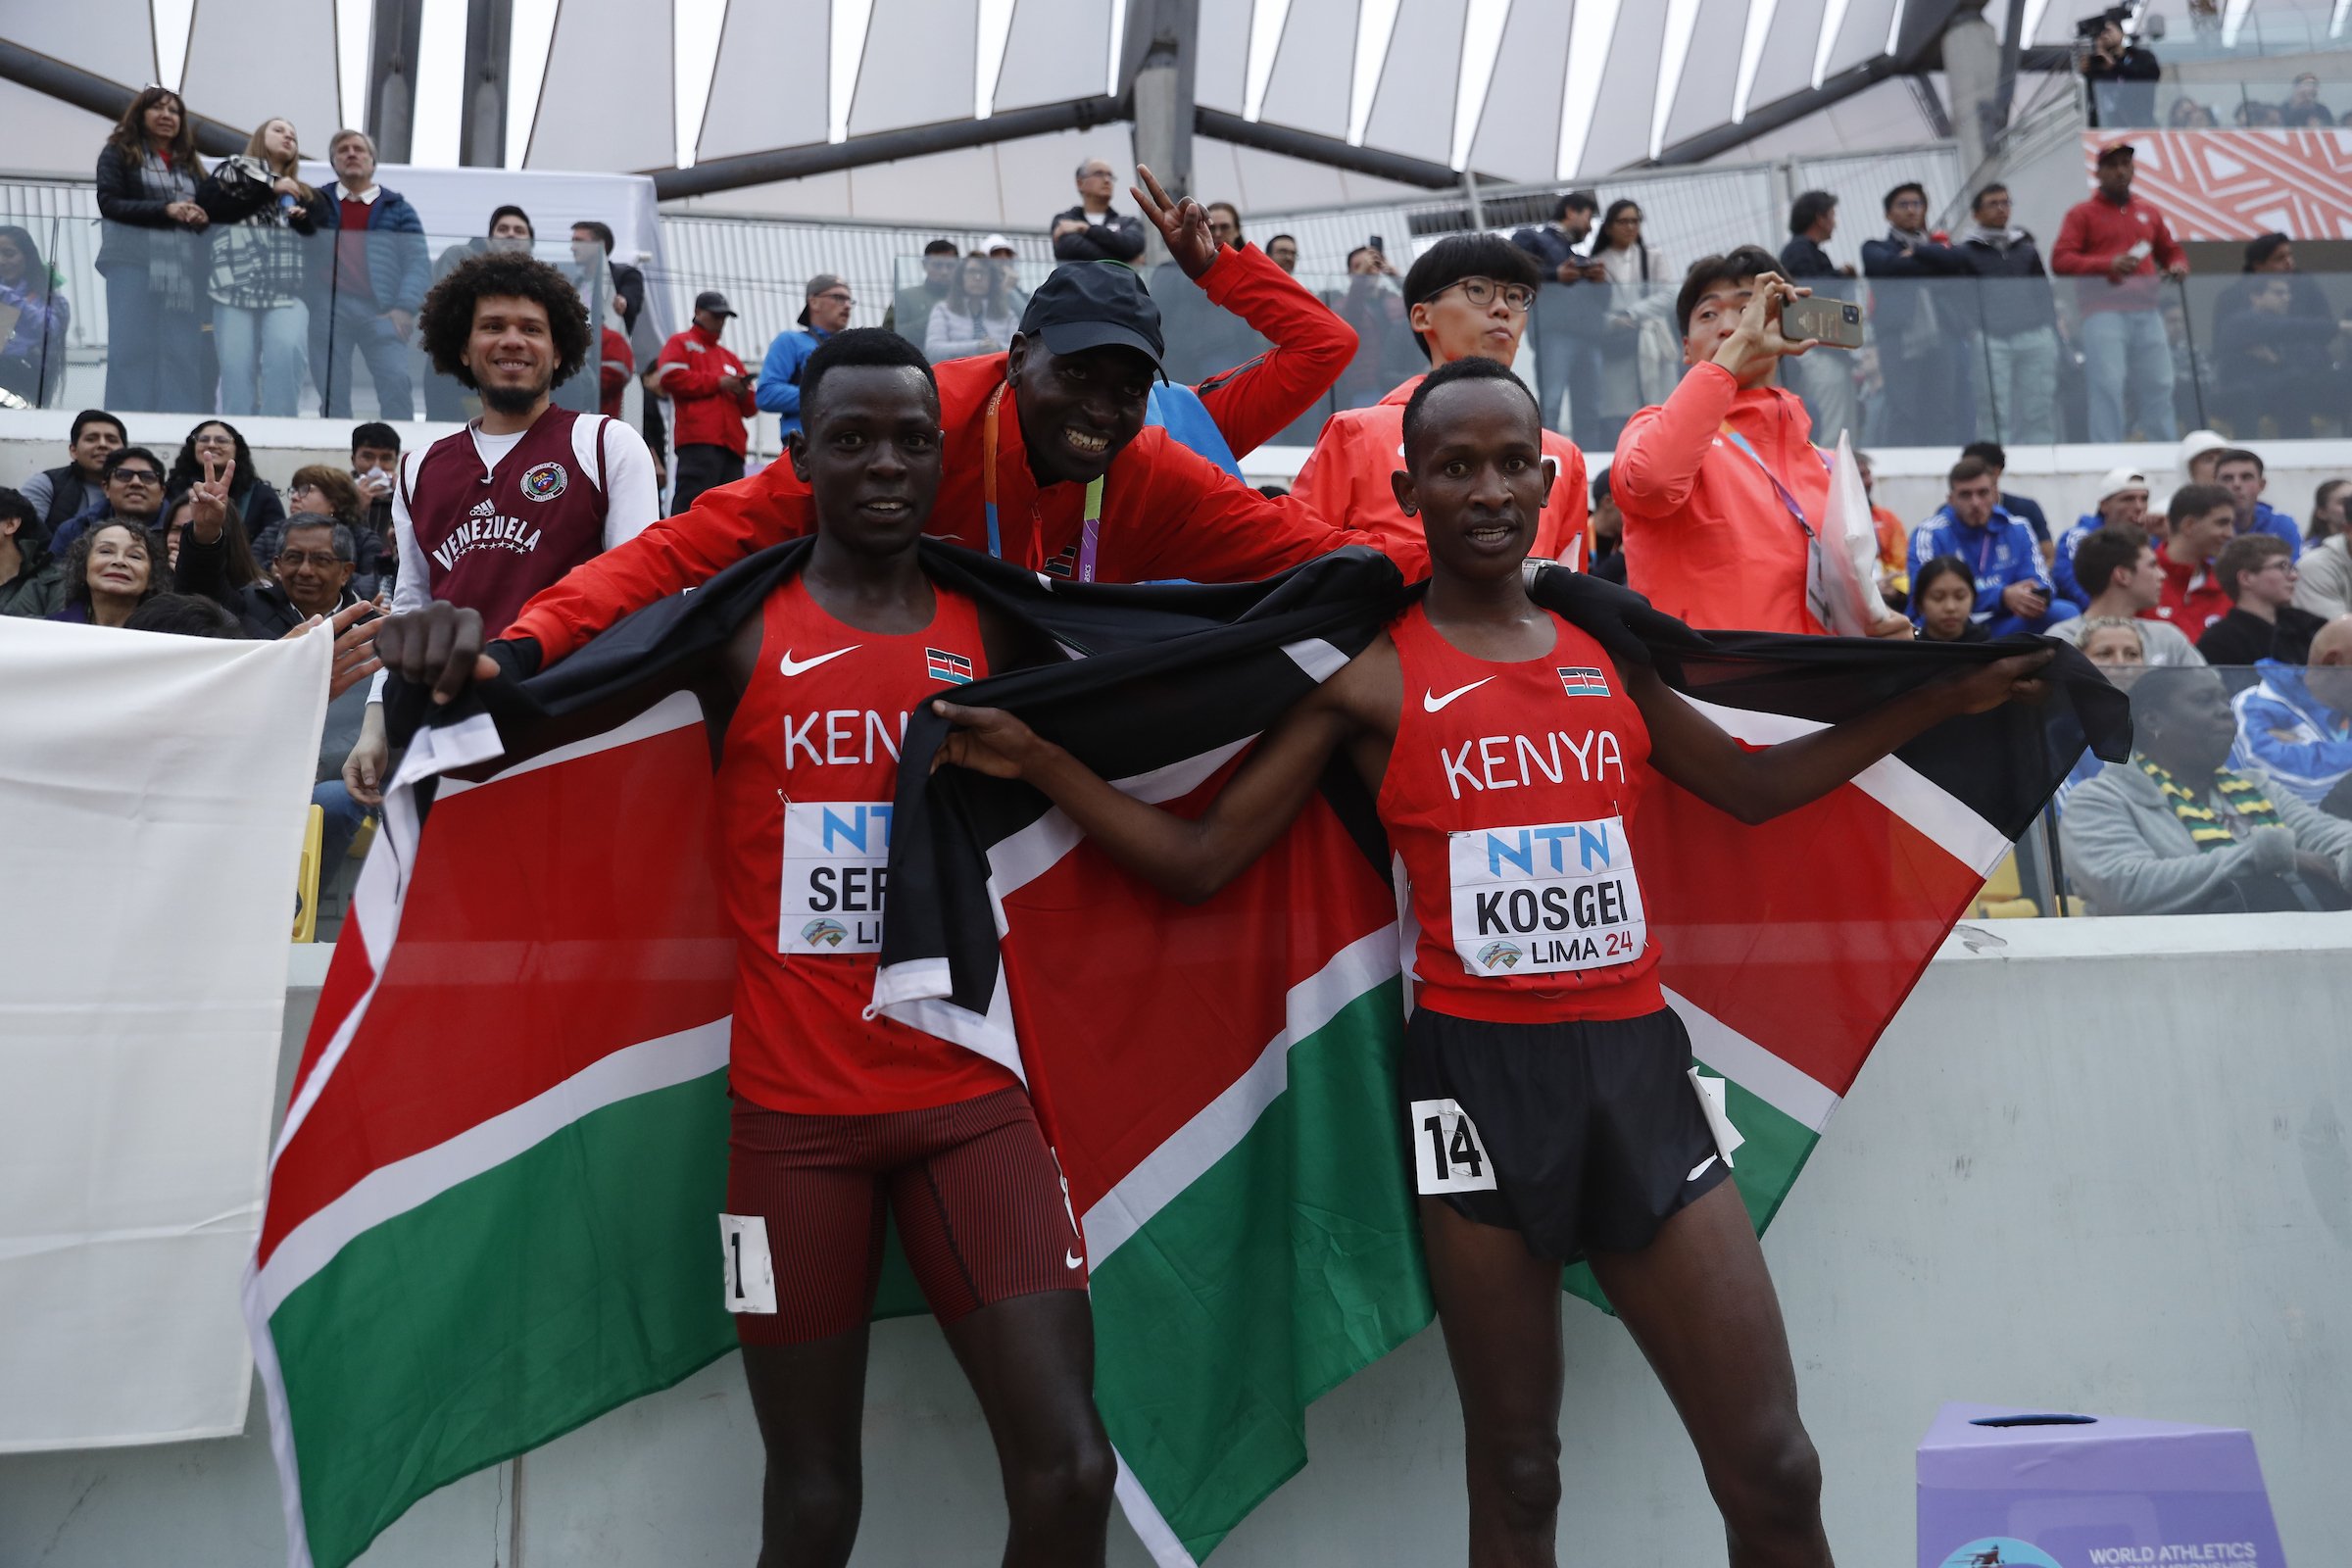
[2052,466,2153,606]
[2230,657,2352,805]
[311,130,429,420]
[755,272,852,440]
[1910,458,2081,637]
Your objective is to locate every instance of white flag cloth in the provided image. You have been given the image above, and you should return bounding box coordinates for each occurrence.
[1811,433,1899,637]
[0,615,326,1450]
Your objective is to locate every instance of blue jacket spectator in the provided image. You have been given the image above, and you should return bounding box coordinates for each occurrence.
[2053,466,2152,604]
[311,130,429,421]
[1910,457,2080,637]
[2230,658,2352,806]
[309,171,428,316]
[757,272,855,440]
[2212,448,2302,558]
[0,225,71,405]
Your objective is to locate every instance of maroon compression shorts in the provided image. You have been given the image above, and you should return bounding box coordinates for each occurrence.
[723,1087,1087,1346]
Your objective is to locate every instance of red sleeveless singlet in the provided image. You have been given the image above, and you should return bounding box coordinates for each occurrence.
[712,573,1016,1114]
[1374,601,1664,1024]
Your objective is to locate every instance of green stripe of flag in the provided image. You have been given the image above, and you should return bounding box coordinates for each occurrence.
[1088,984,1433,1563]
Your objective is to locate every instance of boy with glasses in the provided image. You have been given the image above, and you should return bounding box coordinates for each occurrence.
[1293,233,1591,579]
[49,447,169,556]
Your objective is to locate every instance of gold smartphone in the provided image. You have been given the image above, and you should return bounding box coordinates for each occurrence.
[1782,295,1865,349]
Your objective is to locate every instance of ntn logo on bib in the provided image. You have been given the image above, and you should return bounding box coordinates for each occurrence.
[1446,814,1646,976]
[781,801,891,955]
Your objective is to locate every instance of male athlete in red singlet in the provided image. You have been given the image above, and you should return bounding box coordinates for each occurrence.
[376,330,1110,1568]
[938,354,2054,1567]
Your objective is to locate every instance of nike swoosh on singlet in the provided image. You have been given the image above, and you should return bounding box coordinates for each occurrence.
[1422,677,1495,712]
[777,646,859,677]
[1065,1250,1085,1270]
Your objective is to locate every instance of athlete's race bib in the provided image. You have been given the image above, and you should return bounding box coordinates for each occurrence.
[781,800,891,955]
[1446,814,1646,977]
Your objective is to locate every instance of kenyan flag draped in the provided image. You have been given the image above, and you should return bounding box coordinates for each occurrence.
[247,546,2125,1568]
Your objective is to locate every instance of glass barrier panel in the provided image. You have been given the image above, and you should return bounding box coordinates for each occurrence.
[2157,73,2352,128]
[0,209,74,409]
[2174,270,2352,442]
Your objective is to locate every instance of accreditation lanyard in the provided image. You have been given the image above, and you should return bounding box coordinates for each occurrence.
[1719,425,1831,540]
[983,382,1108,582]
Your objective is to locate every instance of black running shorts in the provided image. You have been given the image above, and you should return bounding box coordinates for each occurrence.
[1397,1004,1734,1262]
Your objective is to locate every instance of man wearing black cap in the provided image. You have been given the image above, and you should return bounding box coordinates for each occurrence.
[501,231,1374,672]
[655,288,758,514]
[2053,141,2188,443]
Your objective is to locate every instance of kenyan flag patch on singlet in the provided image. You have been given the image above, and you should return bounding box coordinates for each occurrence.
[926,648,974,685]
[1557,665,1609,697]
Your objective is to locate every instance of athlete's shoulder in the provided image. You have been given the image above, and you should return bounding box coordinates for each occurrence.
[1323,628,1403,725]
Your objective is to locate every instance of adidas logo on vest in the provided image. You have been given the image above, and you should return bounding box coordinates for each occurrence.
[470,498,498,518]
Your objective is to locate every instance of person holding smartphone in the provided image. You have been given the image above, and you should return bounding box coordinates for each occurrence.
[1613,248,1910,638]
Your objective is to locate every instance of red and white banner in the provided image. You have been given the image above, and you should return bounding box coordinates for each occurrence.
[2083,129,2352,240]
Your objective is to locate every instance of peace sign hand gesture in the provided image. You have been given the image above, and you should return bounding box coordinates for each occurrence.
[1131,164,1220,280]
[189,452,235,544]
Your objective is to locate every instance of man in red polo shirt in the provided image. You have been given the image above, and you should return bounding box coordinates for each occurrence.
[2151,482,2236,639]
[1291,232,1590,579]
[505,224,1370,672]
[656,289,759,514]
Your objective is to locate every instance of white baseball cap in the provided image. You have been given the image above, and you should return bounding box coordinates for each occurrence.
[2096,466,2150,504]
[981,232,1016,256]
[2178,429,2230,468]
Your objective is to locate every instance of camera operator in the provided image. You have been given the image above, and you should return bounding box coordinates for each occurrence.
[2080,8,2160,128]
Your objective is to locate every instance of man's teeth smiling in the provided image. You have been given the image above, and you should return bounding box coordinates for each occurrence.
[1065,428,1108,455]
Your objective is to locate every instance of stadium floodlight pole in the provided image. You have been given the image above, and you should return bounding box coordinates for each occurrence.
[368,0,427,163]
[1128,0,1200,265]
[0,40,246,156]
[458,0,514,169]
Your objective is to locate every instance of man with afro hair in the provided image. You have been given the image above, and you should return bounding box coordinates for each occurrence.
[341,249,661,807]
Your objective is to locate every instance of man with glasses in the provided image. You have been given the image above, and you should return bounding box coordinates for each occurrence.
[658,288,759,514]
[49,446,169,556]
[1293,233,1591,579]
[1050,159,1147,263]
[755,273,854,449]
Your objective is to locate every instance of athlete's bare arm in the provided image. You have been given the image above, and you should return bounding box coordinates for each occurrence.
[1620,647,2054,824]
[935,637,1401,904]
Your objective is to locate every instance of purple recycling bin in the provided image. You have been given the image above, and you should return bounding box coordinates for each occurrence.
[1917,1401,2286,1568]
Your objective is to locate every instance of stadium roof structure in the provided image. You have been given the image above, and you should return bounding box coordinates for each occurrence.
[0,0,2176,210]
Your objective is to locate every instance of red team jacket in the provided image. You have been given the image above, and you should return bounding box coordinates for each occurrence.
[657,320,757,455]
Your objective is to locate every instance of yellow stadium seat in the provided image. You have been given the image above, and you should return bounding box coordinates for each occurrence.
[348,815,377,861]
[293,805,324,944]
[1973,851,2040,919]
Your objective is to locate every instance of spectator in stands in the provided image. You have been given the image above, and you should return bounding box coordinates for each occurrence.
[1587,466,1626,584]
[2065,665,2352,912]
[1911,556,1988,643]
[1958,186,2062,445]
[1862,182,1975,446]
[95,86,209,414]
[195,117,324,417]
[2296,479,2351,620]
[1959,439,2052,551]
[2079,16,2161,127]
[2239,99,2285,128]
[270,465,387,594]
[0,487,63,618]
[2213,447,2301,552]
[925,252,1019,364]
[182,500,363,640]
[2053,143,2186,443]
[2167,96,2219,128]
[2048,525,2205,664]
[1588,200,1678,449]
[1329,245,1423,410]
[2180,427,2230,485]
[2078,617,2149,673]
[1512,191,1609,439]
[2280,73,2335,127]
[2198,535,2325,667]
[2054,468,2152,604]
[0,223,71,405]
[50,445,169,556]
[424,205,537,420]
[571,219,664,474]
[312,129,428,421]
[755,274,850,444]
[1907,455,2078,636]
[2154,482,2238,639]
[1294,232,1590,578]
[2215,234,2335,329]
[1616,250,1906,636]
[1856,450,1911,608]
[21,411,124,539]
[348,421,399,592]
[165,419,283,552]
[122,592,244,637]
[1052,159,1148,263]
[981,234,1030,319]
[1152,202,1268,382]
[1778,191,1859,448]
[50,520,162,627]
[661,290,757,513]
[1266,234,1298,275]
[2216,275,2349,439]
[887,239,959,344]
[156,485,256,584]
[2230,615,2352,807]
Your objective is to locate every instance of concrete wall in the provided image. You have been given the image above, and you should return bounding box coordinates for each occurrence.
[4,914,2347,1565]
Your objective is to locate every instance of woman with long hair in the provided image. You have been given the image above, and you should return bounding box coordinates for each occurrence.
[0,223,70,405]
[51,520,164,627]
[924,252,1020,363]
[1590,199,1678,446]
[196,116,324,416]
[165,419,285,550]
[95,85,209,413]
